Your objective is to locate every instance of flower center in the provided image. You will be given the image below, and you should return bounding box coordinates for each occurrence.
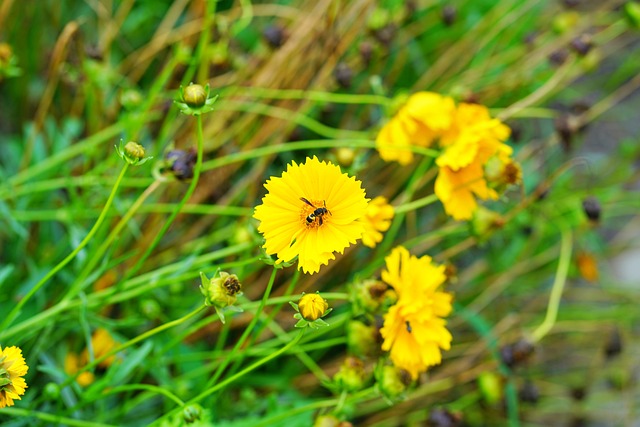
[299,198,331,228]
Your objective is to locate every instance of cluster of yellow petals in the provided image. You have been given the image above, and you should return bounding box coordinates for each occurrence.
[360,196,394,248]
[64,328,118,387]
[376,92,517,220]
[253,156,368,274]
[0,345,28,408]
[379,246,453,380]
[298,293,329,321]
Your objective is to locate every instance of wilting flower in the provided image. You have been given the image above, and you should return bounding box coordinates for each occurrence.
[361,196,394,248]
[200,271,243,324]
[380,246,453,379]
[376,92,455,165]
[253,156,368,274]
[0,346,29,408]
[435,103,513,220]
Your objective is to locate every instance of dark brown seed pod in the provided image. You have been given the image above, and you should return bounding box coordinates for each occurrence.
[604,327,622,359]
[334,62,353,89]
[582,196,601,222]
[549,49,569,66]
[519,380,540,403]
[500,339,535,368]
[165,149,197,181]
[427,408,463,427]
[442,5,457,26]
[263,25,285,48]
[570,34,593,56]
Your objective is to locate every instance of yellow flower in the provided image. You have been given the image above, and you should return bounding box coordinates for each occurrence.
[253,156,368,274]
[361,196,394,248]
[298,293,329,321]
[83,328,118,368]
[0,346,29,408]
[376,92,455,165]
[380,247,453,380]
[64,353,95,387]
[65,329,118,386]
[434,103,513,220]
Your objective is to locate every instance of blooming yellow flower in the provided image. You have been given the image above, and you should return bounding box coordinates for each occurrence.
[298,293,329,321]
[361,196,394,248]
[253,156,368,274]
[0,346,28,408]
[435,103,513,220]
[376,92,455,165]
[380,247,453,380]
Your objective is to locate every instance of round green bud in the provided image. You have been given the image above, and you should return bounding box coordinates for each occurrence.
[183,84,207,107]
[124,141,145,161]
[43,382,61,400]
[182,404,203,423]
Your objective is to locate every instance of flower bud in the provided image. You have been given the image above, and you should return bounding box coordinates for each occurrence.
[182,404,203,423]
[183,84,207,107]
[347,320,379,358]
[43,382,61,400]
[350,279,393,315]
[200,271,242,309]
[333,356,368,392]
[478,371,502,405]
[442,5,457,26]
[165,149,196,181]
[377,365,409,399]
[298,293,329,321]
[334,147,355,167]
[570,34,593,56]
[263,25,285,48]
[624,2,640,28]
[314,415,353,427]
[124,142,145,161]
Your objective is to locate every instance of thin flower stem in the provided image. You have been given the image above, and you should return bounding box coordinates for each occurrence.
[190,328,305,404]
[205,267,279,390]
[0,163,129,331]
[125,114,205,279]
[531,228,573,342]
[61,180,162,303]
[0,408,116,427]
[102,384,185,407]
[393,193,439,214]
[61,305,206,388]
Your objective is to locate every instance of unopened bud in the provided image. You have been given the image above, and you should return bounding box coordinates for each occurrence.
[298,293,329,321]
[183,84,207,107]
[124,142,145,161]
[582,196,601,222]
[377,365,409,399]
[347,320,379,358]
[334,356,368,392]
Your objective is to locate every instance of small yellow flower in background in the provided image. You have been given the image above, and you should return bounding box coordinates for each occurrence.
[376,92,455,165]
[380,246,453,380]
[84,328,118,368]
[298,293,329,321]
[435,103,513,220]
[253,156,368,274]
[361,196,394,248]
[64,353,95,387]
[64,328,119,386]
[576,252,599,283]
[0,346,29,408]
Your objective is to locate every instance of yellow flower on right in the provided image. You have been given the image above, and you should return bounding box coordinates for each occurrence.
[379,246,453,380]
[435,103,513,220]
[376,93,518,221]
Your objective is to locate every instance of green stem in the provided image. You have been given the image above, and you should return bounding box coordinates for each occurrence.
[531,228,573,342]
[61,180,162,303]
[62,305,206,388]
[0,163,129,330]
[205,267,278,390]
[393,193,439,214]
[193,328,305,403]
[125,114,205,278]
[102,384,185,407]
[0,408,116,427]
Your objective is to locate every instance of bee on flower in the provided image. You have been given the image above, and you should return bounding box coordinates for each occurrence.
[253,156,369,274]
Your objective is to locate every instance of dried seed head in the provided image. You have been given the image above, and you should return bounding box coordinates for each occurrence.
[570,34,593,56]
[427,408,463,427]
[333,62,353,89]
[263,25,285,48]
[442,5,457,26]
[582,196,601,222]
[500,339,535,368]
[519,380,540,404]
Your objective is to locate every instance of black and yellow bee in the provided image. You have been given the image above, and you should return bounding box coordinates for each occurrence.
[300,197,331,226]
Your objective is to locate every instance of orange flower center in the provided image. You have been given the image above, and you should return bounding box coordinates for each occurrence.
[299,198,331,229]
